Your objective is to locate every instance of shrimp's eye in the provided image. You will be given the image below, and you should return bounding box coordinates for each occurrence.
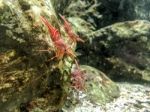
[64,49,68,53]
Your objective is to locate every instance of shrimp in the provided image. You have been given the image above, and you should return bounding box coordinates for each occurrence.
[41,16,85,90]
[59,14,84,43]
[71,63,85,90]
[40,16,76,60]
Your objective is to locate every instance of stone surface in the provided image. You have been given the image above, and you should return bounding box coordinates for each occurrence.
[0,0,73,111]
[118,0,150,21]
[62,65,120,111]
[81,65,120,104]
[77,20,150,82]
[65,0,150,28]
[62,82,150,112]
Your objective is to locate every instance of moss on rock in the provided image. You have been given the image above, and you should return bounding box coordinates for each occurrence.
[0,0,74,111]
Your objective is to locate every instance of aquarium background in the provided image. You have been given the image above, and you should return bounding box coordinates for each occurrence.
[0,0,150,112]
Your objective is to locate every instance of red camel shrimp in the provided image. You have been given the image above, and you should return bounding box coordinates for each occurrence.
[40,16,76,60]
[41,16,85,90]
[59,14,84,43]
[71,60,85,90]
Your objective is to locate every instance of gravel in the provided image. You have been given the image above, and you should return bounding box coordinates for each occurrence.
[62,82,150,112]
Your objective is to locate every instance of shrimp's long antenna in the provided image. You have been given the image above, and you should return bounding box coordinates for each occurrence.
[59,14,84,43]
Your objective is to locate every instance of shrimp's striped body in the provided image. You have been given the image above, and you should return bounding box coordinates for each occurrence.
[40,16,76,60]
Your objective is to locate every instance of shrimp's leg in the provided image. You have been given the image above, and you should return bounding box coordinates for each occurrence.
[56,49,65,60]
[38,47,54,52]
[47,49,64,61]
[74,59,79,69]
[47,55,57,61]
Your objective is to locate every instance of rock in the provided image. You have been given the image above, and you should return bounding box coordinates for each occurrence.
[65,0,150,29]
[67,17,95,36]
[81,20,150,82]
[118,0,150,21]
[81,65,120,104]
[64,0,121,28]
[64,0,102,28]
[62,65,120,111]
[0,0,74,111]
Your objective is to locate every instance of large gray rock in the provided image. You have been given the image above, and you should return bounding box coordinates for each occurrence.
[80,20,150,81]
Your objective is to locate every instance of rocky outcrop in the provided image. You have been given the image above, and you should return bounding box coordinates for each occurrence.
[81,20,150,81]
[0,0,73,111]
